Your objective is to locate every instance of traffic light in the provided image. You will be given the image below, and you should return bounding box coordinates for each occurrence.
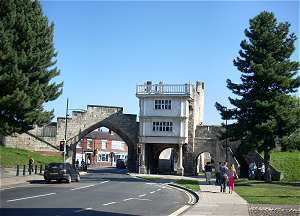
[66,145,70,156]
[137,146,141,154]
[59,140,65,152]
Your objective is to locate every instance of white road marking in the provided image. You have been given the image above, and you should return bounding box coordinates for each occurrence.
[150,191,156,194]
[71,184,95,191]
[123,198,134,201]
[169,205,190,216]
[97,180,110,185]
[74,208,92,213]
[123,197,151,202]
[146,182,157,185]
[103,202,117,206]
[138,194,146,197]
[156,188,161,192]
[7,192,56,202]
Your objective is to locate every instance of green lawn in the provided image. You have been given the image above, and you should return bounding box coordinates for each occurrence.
[235,179,300,205]
[0,146,63,167]
[175,179,200,191]
[270,151,300,182]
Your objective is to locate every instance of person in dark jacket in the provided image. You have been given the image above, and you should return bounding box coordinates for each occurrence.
[220,161,229,193]
[204,162,213,185]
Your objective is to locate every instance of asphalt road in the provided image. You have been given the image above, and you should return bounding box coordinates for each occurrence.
[0,167,189,216]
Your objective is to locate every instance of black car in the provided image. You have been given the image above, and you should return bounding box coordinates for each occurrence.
[116,159,126,169]
[44,162,80,183]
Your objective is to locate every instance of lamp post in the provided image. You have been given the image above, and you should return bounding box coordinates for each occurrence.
[63,98,85,163]
[225,107,228,161]
[64,98,69,163]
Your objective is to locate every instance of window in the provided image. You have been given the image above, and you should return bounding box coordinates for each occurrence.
[152,122,173,132]
[99,153,109,162]
[101,140,107,150]
[154,100,171,110]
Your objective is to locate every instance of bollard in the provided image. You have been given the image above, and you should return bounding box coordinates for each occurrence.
[23,165,26,176]
[40,164,43,174]
[16,165,19,176]
[29,165,32,175]
[35,165,37,174]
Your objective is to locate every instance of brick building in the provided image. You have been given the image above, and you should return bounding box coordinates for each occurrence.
[75,130,128,167]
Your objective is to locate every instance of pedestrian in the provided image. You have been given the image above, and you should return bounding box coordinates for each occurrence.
[215,162,222,185]
[259,162,265,180]
[204,162,212,185]
[249,161,257,180]
[220,161,229,193]
[28,156,34,174]
[75,159,79,169]
[228,164,238,194]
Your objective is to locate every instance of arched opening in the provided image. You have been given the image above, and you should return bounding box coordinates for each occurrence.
[74,126,128,169]
[195,151,215,176]
[158,148,177,174]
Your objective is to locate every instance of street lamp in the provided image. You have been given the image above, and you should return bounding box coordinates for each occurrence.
[225,107,228,161]
[63,98,86,163]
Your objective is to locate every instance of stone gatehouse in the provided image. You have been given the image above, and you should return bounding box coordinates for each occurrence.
[2,82,240,175]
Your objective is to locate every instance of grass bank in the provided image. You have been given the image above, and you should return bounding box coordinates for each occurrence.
[270,151,300,182]
[0,146,63,167]
[175,179,200,191]
[235,179,300,205]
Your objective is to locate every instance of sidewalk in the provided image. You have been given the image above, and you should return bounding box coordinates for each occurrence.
[130,173,249,216]
[183,184,249,216]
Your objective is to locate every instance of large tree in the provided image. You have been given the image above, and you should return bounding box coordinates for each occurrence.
[0,0,62,136]
[215,11,300,180]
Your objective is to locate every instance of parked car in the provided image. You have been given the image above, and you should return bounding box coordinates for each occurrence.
[116,159,126,169]
[44,162,80,183]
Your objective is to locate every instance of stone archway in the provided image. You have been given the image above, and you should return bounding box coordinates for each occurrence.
[56,106,139,172]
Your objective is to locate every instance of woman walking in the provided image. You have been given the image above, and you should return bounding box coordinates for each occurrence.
[228,164,238,194]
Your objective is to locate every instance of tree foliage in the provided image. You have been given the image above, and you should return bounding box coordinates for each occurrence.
[215,11,300,179]
[0,0,62,135]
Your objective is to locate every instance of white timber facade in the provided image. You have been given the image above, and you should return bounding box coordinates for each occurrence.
[136,81,204,175]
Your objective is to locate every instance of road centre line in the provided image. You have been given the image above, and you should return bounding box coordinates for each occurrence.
[7,192,56,202]
[156,188,161,192]
[98,180,110,184]
[71,184,95,191]
[103,202,117,206]
[123,197,151,202]
[138,194,146,197]
[150,191,156,194]
[123,198,134,201]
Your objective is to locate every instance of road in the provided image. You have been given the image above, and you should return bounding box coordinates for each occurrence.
[0,167,190,216]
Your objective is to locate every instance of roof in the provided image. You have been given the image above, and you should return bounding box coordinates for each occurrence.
[84,130,124,141]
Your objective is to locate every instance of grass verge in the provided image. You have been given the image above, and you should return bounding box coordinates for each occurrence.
[235,178,300,205]
[270,151,300,182]
[0,146,63,167]
[175,179,200,192]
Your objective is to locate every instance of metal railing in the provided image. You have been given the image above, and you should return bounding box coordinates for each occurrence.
[136,84,193,95]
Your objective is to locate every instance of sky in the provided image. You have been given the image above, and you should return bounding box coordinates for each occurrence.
[41,0,299,125]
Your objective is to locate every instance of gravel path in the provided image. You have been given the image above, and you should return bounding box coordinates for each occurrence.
[249,204,300,216]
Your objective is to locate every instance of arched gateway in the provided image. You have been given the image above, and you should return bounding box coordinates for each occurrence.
[56,105,139,172]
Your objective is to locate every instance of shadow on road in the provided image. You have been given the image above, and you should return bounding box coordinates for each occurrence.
[0,208,138,216]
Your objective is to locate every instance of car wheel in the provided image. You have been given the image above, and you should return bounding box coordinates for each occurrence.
[67,175,72,183]
[76,175,80,182]
[45,179,50,184]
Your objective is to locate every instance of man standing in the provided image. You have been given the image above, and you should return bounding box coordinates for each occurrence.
[215,162,222,185]
[204,162,212,185]
[220,161,229,193]
[28,156,34,174]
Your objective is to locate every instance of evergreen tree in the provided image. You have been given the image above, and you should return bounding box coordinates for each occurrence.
[0,0,62,135]
[215,11,300,181]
